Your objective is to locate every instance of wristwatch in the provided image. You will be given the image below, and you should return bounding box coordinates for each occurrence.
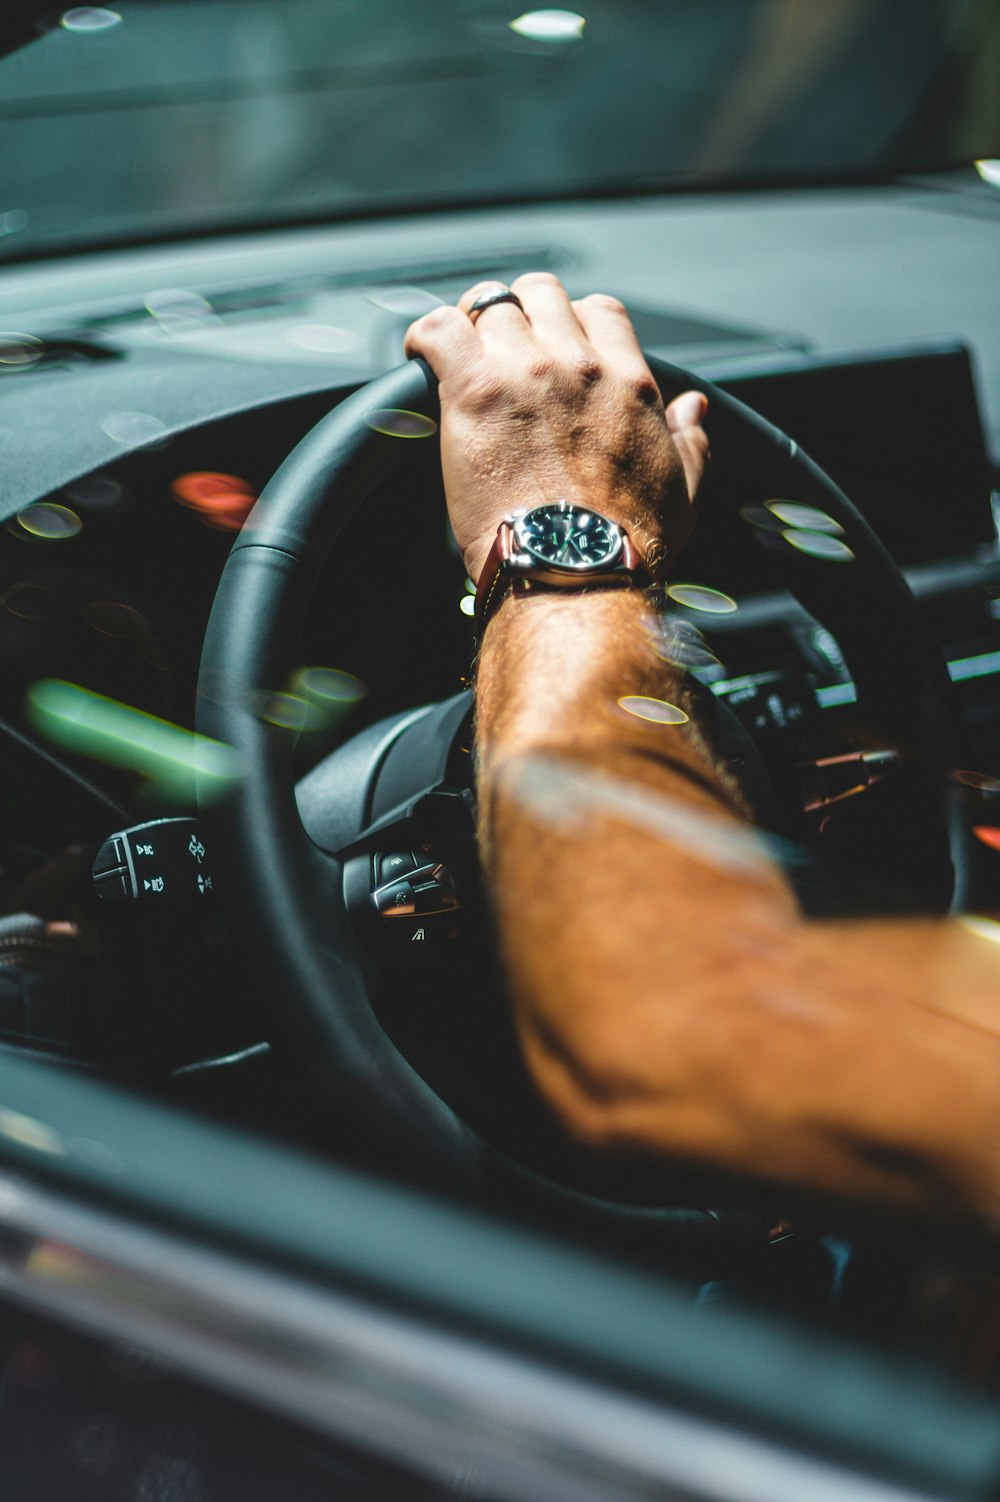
[474,500,651,636]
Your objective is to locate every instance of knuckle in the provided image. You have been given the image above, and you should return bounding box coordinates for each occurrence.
[582,292,627,316]
[419,304,456,334]
[464,279,508,302]
[569,351,604,386]
[465,368,506,407]
[513,270,562,291]
[527,353,557,382]
[626,368,662,407]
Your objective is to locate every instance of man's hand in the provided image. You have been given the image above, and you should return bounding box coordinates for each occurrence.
[404,273,709,585]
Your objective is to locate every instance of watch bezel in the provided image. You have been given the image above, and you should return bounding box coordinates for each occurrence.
[512,502,625,573]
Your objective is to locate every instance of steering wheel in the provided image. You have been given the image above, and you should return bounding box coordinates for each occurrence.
[197,355,969,1260]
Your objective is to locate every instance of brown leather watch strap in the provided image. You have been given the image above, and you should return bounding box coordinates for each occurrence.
[473,522,516,636]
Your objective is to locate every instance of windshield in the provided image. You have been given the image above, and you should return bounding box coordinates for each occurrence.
[2,0,999,263]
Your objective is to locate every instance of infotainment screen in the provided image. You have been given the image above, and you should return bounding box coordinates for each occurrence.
[717,342,995,569]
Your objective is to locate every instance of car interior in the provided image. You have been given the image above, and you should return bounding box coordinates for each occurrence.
[1,2,1000,1495]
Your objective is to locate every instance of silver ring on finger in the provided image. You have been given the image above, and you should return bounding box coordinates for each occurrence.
[467,288,526,326]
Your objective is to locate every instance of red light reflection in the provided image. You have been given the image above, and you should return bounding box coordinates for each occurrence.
[171,472,257,532]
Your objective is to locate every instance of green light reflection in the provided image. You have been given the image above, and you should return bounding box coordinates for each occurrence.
[26,680,238,802]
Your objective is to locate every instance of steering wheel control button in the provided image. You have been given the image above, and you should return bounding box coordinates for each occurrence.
[93,870,131,903]
[374,880,417,917]
[376,850,419,883]
[372,859,459,922]
[92,835,125,877]
[92,817,217,904]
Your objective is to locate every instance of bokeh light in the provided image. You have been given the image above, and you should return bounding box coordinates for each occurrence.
[60,7,122,32]
[26,679,238,803]
[171,471,258,532]
[781,530,855,562]
[13,503,82,541]
[653,618,721,671]
[102,411,169,448]
[144,287,215,331]
[255,692,326,732]
[739,504,785,533]
[64,474,125,511]
[665,584,738,614]
[0,333,44,369]
[365,409,438,439]
[0,583,58,621]
[618,695,689,726]
[459,594,476,617]
[0,210,28,237]
[83,600,148,638]
[509,10,586,42]
[365,286,443,316]
[255,667,367,734]
[766,501,844,535]
[973,826,1000,853]
[951,770,1000,794]
[291,665,367,710]
[285,324,364,353]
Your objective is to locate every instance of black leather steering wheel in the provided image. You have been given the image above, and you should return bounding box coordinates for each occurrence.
[197,355,969,1253]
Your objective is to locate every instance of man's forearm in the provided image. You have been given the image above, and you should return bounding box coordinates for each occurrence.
[476,589,1000,1222]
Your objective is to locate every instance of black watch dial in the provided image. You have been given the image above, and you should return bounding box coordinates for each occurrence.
[514,502,623,571]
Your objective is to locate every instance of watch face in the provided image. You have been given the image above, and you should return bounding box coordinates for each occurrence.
[514,503,623,571]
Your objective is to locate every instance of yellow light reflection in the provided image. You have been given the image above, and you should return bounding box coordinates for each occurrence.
[257,692,325,732]
[0,1109,65,1156]
[0,332,44,368]
[26,680,238,802]
[665,584,738,614]
[365,409,438,439]
[60,7,122,31]
[618,695,689,726]
[15,503,82,540]
[766,501,844,535]
[291,666,367,707]
[782,529,855,562]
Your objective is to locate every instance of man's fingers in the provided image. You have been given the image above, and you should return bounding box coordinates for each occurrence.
[665,391,710,502]
[572,293,647,368]
[455,280,534,351]
[403,301,482,374]
[512,271,588,346]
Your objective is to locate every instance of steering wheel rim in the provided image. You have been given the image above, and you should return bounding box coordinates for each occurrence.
[196,354,969,1206]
